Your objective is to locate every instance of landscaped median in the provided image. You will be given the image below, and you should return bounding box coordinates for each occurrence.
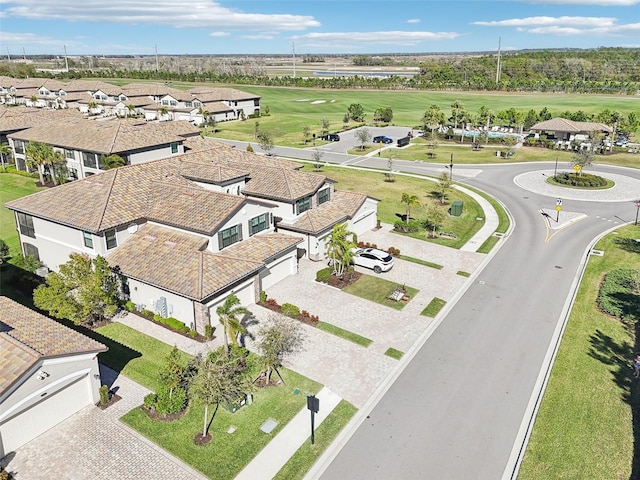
[518,225,640,479]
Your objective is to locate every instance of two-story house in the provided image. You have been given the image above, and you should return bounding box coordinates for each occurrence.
[8,117,200,180]
[6,144,378,334]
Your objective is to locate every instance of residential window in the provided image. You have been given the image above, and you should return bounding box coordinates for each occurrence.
[170,100,177,106]
[249,213,268,236]
[17,213,35,238]
[170,142,179,154]
[83,231,93,249]
[295,196,311,215]
[22,243,40,261]
[14,140,24,155]
[218,225,242,249]
[162,100,169,106]
[65,149,74,159]
[194,101,201,107]
[68,167,78,180]
[185,101,192,108]
[318,188,330,205]
[82,152,98,169]
[97,155,105,169]
[105,229,117,250]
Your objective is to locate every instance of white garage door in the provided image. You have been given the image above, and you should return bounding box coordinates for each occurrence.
[0,374,92,454]
[260,257,293,291]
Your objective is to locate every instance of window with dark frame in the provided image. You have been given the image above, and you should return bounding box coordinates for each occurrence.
[83,231,93,249]
[22,243,40,261]
[218,224,242,249]
[17,213,35,238]
[318,188,330,205]
[249,213,268,236]
[82,152,97,169]
[295,196,311,214]
[171,142,179,154]
[105,229,117,250]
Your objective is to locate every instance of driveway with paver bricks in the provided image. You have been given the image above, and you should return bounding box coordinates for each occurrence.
[244,224,485,408]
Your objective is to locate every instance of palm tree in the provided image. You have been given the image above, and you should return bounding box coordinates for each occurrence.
[422,105,445,140]
[126,104,136,117]
[216,294,248,354]
[401,193,420,224]
[326,223,357,277]
[159,106,169,121]
[0,142,12,169]
[102,154,126,170]
[25,141,51,185]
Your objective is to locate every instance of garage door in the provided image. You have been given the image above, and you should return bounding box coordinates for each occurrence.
[260,257,293,291]
[0,374,92,454]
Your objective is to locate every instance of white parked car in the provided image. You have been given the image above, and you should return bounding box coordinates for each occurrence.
[353,248,394,274]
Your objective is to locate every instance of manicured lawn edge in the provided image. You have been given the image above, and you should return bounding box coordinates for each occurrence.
[477,235,501,254]
[342,274,419,311]
[421,298,447,317]
[400,255,443,270]
[273,400,357,480]
[456,270,471,277]
[317,322,372,347]
[384,347,405,360]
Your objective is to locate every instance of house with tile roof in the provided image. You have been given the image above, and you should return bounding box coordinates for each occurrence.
[7,117,200,180]
[5,142,378,334]
[0,297,107,457]
[529,118,613,141]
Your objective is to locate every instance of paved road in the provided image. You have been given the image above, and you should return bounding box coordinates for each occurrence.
[286,154,639,478]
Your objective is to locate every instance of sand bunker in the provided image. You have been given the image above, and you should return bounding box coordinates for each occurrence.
[310,100,326,104]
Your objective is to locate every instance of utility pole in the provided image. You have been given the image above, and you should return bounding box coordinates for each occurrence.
[63,45,69,72]
[495,37,502,85]
[6,48,10,62]
[155,45,159,72]
[292,42,296,78]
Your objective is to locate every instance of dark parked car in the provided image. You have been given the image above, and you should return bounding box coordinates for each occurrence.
[373,135,393,144]
[615,136,629,147]
[323,133,340,142]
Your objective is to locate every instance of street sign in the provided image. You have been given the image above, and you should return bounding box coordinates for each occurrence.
[573,164,582,173]
[556,198,562,206]
[555,205,562,211]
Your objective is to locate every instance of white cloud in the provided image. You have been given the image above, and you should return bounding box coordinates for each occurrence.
[292,31,460,48]
[242,34,277,40]
[209,31,230,37]
[407,18,420,24]
[2,0,320,30]
[473,16,615,27]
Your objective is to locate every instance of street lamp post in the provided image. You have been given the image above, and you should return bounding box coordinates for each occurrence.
[635,200,640,226]
[449,153,453,181]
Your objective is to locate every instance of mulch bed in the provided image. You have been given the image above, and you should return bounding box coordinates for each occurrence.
[323,271,361,289]
[259,302,320,326]
[97,392,122,410]
[141,404,189,422]
[194,432,212,446]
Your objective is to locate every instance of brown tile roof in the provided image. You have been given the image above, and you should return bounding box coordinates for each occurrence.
[0,297,107,395]
[178,159,249,184]
[0,105,82,133]
[202,101,235,113]
[63,79,121,94]
[187,87,260,101]
[530,118,613,134]
[242,166,327,202]
[279,190,367,234]
[8,117,196,154]
[106,224,301,300]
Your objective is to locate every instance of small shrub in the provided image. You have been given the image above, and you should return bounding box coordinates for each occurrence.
[204,324,213,339]
[281,303,301,317]
[143,392,157,409]
[141,309,154,319]
[301,309,310,318]
[310,315,319,324]
[155,387,187,416]
[153,313,163,323]
[124,300,136,312]
[259,290,268,303]
[246,143,254,152]
[99,385,110,405]
[388,246,401,257]
[316,267,332,283]
[189,329,197,339]
[266,298,279,307]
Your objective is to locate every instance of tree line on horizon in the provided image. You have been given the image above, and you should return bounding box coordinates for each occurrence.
[1,47,638,95]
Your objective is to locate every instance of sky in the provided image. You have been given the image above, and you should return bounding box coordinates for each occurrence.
[1,0,640,56]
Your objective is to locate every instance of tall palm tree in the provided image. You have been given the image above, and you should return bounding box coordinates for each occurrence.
[25,141,50,185]
[0,142,12,169]
[102,154,125,170]
[159,106,169,121]
[216,294,248,354]
[326,223,357,277]
[401,193,420,224]
[126,104,136,117]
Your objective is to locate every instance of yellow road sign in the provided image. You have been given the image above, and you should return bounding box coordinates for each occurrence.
[573,164,582,172]
[556,205,562,211]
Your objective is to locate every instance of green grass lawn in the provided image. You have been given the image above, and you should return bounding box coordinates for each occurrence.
[0,170,44,257]
[298,163,486,248]
[421,297,447,317]
[399,255,443,269]
[121,366,321,480]
[316,322,372,347]
[273,400,358,480]
[384,347,405,360]
[95,322,190,391]
[518,225,640,479]
[342,274,419,311]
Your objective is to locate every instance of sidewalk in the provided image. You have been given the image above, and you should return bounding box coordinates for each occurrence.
[235,387,342,480]
[458,185,500,252]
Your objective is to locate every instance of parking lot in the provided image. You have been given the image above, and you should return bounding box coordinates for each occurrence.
[314,126,418,155]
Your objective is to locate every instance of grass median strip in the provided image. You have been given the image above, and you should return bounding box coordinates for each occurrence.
[342,274,419,311]
[384,347,405,360]
[400,255,443,270]
[456,271,471,277]
[421,297,447,318]
[317,322,372,347]
[273,400,357,480]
